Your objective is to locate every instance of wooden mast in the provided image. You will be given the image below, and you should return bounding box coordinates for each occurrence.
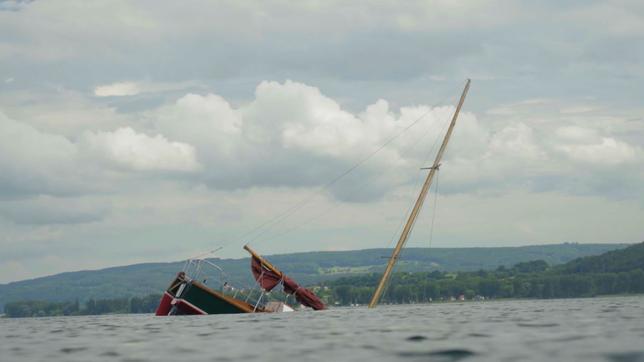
[368,79,471,308]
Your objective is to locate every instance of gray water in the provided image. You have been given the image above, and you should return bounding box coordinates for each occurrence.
[2,296,644,362]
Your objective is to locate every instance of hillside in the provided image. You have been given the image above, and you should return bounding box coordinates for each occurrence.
[559,242,644,274]
[323,242,644,305]
[0,243,628,310]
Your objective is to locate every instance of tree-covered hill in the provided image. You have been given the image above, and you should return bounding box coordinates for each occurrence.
[0,243,629,311]
[322,242,644,305]
[559,242,644,274]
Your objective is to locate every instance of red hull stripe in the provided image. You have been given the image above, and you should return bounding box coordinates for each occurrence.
[174,298,208,315]
[154,292,174,316]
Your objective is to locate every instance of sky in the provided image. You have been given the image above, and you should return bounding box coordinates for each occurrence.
[0,0,643,283]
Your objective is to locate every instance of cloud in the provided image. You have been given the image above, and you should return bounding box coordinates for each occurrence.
[552,126,641,166]
[0,81,642,283]
[143,80,644,204]
[1,0,644,282]
[93,80,202,97]
[4,80,643,205]
[0,111,83,197]
[81,127,201,172]
[0,195,109,224]
[0,0,33,12]
[0,111,201,199]
[487,123,545,161]
[94,82,140,97]
[155,93,242,155]
[557,137,639,166]
[150,80,471,200]
[559,105,597,114]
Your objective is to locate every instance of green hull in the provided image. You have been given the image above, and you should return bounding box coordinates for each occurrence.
[157,273,261,315]
[179,282,253,314]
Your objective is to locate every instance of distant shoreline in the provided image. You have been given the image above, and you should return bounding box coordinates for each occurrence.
[2,242,640,316]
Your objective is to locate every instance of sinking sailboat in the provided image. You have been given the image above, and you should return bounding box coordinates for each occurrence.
[155,79,470,314]
[155,245,325,316]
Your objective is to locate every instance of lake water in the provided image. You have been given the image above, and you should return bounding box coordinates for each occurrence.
[2,296,644,362]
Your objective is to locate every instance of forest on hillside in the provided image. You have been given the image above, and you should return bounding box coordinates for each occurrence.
[322,260,644,305]
[0,243,627,311]
[4,243,643,317]
[322,243,644,304]
[3,295,161,318]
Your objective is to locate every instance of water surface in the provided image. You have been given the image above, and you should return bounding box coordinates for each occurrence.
[2,296,644,361]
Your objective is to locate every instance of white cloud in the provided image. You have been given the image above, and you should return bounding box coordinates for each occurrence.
[156,93,242,153]
[487,123,545,161]
[94,82,140,97]
[1,78,643,284]
[93,80,202,97]
[4,81,642,204]
[558,137,639,165]
[276,80,385,158]
[560,105,597,114]
[555,126,600,143]
[140,80,644,202]
[1,0,644,285]
[0,110,201,199]
[82,127,201,172]
[0,89,134,138]
[148,80,482,198]
[552,125,641,165]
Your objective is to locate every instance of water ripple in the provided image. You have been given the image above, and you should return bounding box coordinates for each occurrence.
[0,296,643,362]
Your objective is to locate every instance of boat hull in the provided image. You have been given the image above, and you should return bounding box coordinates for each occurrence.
[155,292,173,316]
[155,273,262,316]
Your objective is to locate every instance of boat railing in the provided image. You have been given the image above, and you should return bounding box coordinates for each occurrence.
[181,258,268,309]
[182,258,227,291]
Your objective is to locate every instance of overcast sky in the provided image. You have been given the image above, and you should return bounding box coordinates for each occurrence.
[1,1,643,283]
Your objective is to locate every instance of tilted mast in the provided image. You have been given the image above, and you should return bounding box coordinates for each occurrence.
[368,79,471,308]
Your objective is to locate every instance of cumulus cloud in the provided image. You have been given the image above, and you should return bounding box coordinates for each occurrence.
[156,93,242,155]
[1,79,643,284]
[149,80,471,199]
[140,80,644,202]
[553,126,641,165]
[4,80,642,204]
[0,111,202,199]
[1,1,644,284]
[558,137,639,165]
[82,127,201,172]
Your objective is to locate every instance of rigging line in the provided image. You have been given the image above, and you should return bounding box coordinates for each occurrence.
[180,243,236,268]
[383,109,453,251]
[245,110,431,242]
[242,99,454,246]
[212,86,461,254]
[259,199,340,244]
[379,110,454,301]
[428,168,440,249]
[186,246,224,260]
[262,107,444,248]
